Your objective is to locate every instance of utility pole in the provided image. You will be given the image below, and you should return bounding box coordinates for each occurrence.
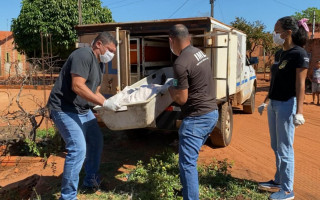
[312,10,316,39]
[78,0,82,25]
[210,0,215,18]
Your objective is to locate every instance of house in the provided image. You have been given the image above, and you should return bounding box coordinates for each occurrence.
[250,22,320,74]
[306,23,320,68]
[308,23,320,39]
[0,31,27,79]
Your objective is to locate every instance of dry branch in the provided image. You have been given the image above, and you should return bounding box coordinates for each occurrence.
[0,56,61,145]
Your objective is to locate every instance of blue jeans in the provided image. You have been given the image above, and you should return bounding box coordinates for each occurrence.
[267,97,296,192]
[179,109,219,200]
[50,109,103,200]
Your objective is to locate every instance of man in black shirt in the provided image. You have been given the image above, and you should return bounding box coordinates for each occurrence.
[47,32,117,200]
[168,24,218,200]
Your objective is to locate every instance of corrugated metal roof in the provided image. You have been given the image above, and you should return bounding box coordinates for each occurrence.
[75,17,214,35]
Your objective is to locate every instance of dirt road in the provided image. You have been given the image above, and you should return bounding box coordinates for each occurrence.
[198,79,320,200]
[0,77,320,199]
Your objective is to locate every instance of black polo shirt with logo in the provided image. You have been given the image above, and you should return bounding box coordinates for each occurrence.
[173,45,218,119]
[269,46,309,101]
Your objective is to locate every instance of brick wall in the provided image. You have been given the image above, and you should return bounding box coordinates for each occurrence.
[308,23,320,39]
[0,31,27,78]
[305,38,320,68]
[250,46,273,71]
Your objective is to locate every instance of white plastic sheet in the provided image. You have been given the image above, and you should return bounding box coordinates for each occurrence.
[95,78,173,112]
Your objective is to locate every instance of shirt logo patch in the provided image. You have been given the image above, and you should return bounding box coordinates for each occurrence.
[173,79,178,87]
[194,51,207,61]
[194,50,209,66]
[279,60,288,69]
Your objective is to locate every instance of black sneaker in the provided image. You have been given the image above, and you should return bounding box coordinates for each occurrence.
[258,180,281,192]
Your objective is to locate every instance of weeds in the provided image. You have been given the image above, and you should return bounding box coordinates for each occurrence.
[22,127,63,157]
[16,149,269,200]
[25,138,41,156]
[124,151,182,199]
[36,127,56,139]
[4,126,269,200]
[198,158,268,199]
[115,150,269,200]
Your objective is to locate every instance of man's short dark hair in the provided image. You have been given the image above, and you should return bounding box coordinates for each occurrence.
[93,32,118,46]
[169,24,189,40]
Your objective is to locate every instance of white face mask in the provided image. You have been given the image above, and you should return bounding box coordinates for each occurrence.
[100,49,114,63]
[273,32,285,45]
[170,45,176,56]
[169,41,177,56]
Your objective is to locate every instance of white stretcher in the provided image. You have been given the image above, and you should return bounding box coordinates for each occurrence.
[94,67,174,130]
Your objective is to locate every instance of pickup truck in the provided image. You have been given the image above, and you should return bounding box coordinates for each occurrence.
[75,17,257,147]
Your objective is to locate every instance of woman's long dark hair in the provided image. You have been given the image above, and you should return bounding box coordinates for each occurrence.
[278,16,309,47]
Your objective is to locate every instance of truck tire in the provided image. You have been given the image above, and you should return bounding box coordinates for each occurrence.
[210,102,233,147]
[243,86,255,114]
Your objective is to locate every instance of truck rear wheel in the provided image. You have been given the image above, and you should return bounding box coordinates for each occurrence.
[243,86,256,114]
[210,102,233,147]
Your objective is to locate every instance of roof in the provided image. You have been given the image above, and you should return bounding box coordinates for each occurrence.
[0,31,12,41]
[75,17,215,36]
[0,31,13,45]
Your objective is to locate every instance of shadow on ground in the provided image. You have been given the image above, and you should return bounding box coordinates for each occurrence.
[92,127,180,191]
[0,124,268,199]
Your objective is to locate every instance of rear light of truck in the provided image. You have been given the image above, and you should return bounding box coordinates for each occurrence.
[165,106,174,111]
[165,106,181,112]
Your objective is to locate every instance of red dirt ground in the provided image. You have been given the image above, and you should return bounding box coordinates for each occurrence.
[0,74,319,199]
[198,77,320,200]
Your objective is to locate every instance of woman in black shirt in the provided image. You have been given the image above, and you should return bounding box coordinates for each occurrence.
[257,16,309,200]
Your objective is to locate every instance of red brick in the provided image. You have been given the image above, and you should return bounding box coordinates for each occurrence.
[0,31,27,78]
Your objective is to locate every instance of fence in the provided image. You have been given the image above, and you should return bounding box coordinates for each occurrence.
[0,57,63,87]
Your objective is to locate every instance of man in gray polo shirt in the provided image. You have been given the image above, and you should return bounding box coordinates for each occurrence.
[168,24,219,200]
[47,32,117,200]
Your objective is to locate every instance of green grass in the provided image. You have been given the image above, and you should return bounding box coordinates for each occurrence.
[7,127,270,200]
[19,127,63,157]
[198,159,269,200]
[34,150,269,200]
[118,151,269,200]
[36,127,56,139]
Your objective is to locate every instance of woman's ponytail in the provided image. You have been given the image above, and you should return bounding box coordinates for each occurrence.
[292,18,309,47]
[278,16,309,47]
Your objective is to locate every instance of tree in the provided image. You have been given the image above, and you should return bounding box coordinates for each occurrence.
[262,32,279,58]
[11,0,113,59]
[230,17,281,78]
[231,17,268,58]
[292,7,320,23]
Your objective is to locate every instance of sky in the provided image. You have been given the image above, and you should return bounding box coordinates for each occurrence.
[0,0,319,33]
